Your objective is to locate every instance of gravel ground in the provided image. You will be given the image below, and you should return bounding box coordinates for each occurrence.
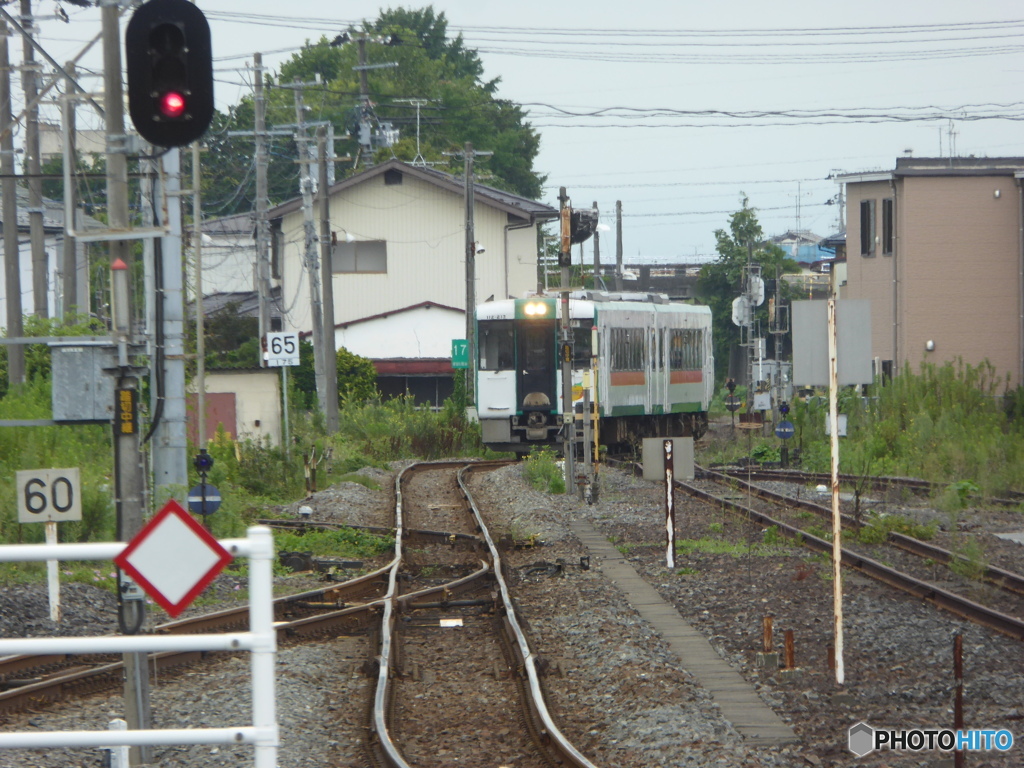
[2,458,1024,767]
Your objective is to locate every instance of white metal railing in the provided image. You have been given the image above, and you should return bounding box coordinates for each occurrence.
[0,526,278,767]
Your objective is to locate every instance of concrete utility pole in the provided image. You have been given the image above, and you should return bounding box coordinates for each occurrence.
[253,53,271,361]
[592,200,601,289]
[194,141,206,446]
[1,23,24,385]
[464,142,476,403]
[60,62,77,320]
[294,80,326,413]
[20,0,44,318]
[318,126,338,432]
[558,187,576,494]
[615,200,624,292]
[103,2,151,761]
[151,148,188,498]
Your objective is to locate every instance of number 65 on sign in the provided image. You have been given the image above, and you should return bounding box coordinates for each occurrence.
[17,468,82,523]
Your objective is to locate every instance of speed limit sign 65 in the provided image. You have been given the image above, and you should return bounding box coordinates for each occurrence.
[17,468,82,523]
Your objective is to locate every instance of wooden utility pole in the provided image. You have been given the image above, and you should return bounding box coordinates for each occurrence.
[20,0,44,317]
[0,23,24,385]
[253,53,271,360]
[318,126,338,432]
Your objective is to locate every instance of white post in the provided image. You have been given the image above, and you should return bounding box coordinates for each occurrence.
[247,526,279,767]
[827,295,845,686]
[45,521,59,622]
[106,719,130,768]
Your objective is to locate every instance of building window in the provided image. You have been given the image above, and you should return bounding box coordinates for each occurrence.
[881,198,894,255]
[332,240,388,273]
[860,199,875,256]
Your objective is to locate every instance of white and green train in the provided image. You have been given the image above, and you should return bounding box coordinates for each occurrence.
[475,293,714,454]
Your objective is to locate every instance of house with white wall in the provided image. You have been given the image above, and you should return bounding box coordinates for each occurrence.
[268,159,558,404]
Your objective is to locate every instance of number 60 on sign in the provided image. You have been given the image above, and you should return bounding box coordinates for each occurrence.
[17,468,82,523]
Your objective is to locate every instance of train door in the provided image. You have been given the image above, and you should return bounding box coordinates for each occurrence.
[517,320,557,411]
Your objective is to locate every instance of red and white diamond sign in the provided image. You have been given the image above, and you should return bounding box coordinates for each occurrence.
[114,499,233,618]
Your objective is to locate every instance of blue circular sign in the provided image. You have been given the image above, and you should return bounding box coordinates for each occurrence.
[775,420,795,440]
[187,483,222,515]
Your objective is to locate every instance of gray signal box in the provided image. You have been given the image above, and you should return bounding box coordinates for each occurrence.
[51,346,117,423]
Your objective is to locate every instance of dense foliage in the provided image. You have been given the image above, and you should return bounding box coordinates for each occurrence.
[191,5,545,220]
[697,199,800,385]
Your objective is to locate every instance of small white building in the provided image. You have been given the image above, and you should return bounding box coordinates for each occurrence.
[269,160,557,404]
[187,368,282,447]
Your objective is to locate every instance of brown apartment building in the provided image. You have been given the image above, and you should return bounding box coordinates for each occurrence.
[838,156,1024,387]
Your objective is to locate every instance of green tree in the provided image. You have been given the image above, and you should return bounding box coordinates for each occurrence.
[194,6,546,211]
[697,198,800,384]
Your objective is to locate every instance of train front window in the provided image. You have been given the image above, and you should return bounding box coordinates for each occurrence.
[478,320,514,370]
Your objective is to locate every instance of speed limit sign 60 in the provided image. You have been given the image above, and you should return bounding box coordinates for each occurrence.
[17,468,82,523]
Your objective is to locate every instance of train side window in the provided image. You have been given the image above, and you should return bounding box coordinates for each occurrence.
[669,329,703,371]
[478,320,514,370]
[610,327,644,371]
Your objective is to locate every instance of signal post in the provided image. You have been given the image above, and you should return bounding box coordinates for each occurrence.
[119,0,215,763]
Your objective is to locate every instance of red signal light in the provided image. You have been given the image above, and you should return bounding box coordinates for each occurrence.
[158,90,186,119]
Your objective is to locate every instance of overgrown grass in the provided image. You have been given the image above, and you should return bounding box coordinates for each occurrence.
[855,513,937,545]
[272,527,393,559]
[785,360,1024,496]
[522,448,566,494]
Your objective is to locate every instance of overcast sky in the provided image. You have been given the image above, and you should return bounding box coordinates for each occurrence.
[27,0,1024,262]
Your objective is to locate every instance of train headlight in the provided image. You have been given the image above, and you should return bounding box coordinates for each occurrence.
[524,301,548,316]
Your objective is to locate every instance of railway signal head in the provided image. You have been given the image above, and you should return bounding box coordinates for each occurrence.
[193,448,214,475]
[126,0,214,147]
[779,401,790,416]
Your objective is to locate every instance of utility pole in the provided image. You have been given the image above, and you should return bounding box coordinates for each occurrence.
[103,2,151,761]
[294,80,326,412]
[558,187,576,493]
[615,200,624,292]
[253,53,271,361]
[1,23,24,385]
[464,142,476,404]
[193,141,206,445]
[60,62,77,320]
[592,200,601,289]
[318,126,338,433]
[20,0,44,317]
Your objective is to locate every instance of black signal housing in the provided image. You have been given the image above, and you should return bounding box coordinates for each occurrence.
[126,0,213,147]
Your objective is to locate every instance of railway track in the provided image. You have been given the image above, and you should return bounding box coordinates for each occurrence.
[368,460,596,768]
[710,465,1024,507]
[1,460,597,768]
[668,464,1024,642]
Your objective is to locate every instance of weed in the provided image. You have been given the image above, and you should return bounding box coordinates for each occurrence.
[707,522,724,534]
[522,448,566,494]
[949,539,987,582]
[762,525,784,547]
[676,567,699,576]
[856,513,937,545]
[272,527,393,559]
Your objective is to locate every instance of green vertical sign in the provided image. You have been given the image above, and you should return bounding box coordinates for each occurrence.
[451,338,469,369]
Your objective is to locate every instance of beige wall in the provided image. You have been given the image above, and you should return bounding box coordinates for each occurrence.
[845,174,1022,385]
[280,173,540,334]
[192,370,282,446]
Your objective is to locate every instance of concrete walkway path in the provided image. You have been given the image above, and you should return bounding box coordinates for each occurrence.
[569,519,797,745]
